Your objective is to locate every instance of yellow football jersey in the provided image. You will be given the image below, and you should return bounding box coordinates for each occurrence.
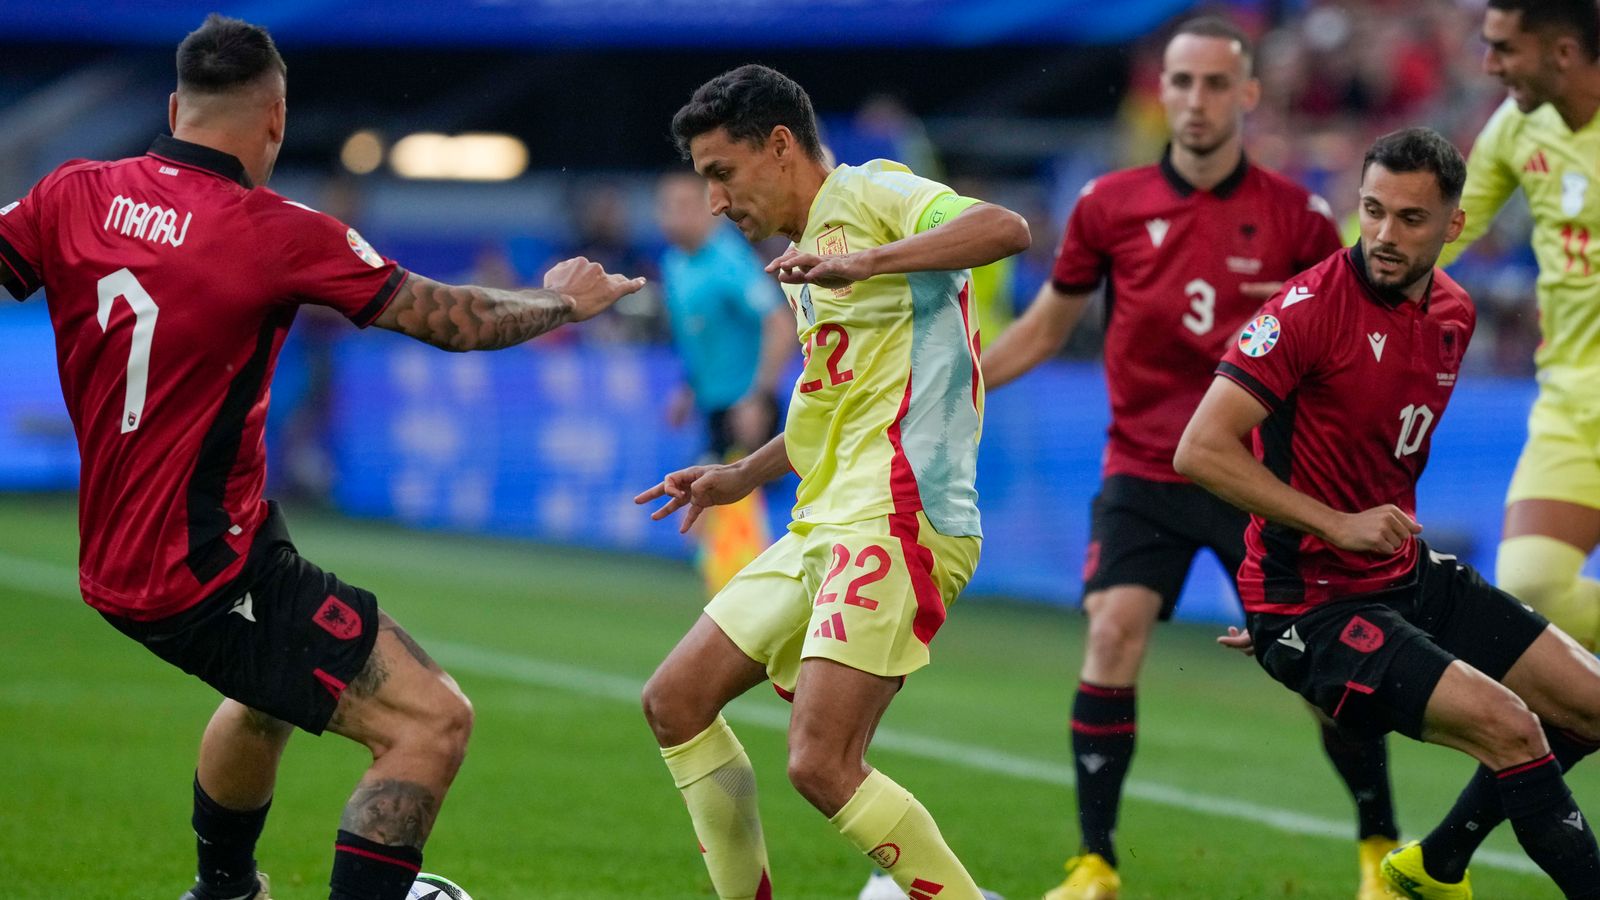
[780,160,984,537]
[1444,97,1600,391]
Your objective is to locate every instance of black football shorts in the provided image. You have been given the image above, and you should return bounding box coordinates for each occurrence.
[102,502,379,734]
[1248,543,1549,739]
[1083,474,1250,618]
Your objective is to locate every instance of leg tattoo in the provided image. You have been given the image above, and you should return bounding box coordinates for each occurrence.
[340,778,440,847]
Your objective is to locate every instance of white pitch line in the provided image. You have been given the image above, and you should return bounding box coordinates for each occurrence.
[0,551,1542,876]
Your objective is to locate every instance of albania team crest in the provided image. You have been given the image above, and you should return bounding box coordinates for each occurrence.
[1439,323,1464,371]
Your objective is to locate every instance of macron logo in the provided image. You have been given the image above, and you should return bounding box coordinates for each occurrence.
[1282,286,1314,308]
[1368,332,1388,362]
[1146,218,1170,248]
[229,592,256,622]
[1277,626,1305,653]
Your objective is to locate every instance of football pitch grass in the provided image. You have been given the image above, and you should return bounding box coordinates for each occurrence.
[0,493,1583,899]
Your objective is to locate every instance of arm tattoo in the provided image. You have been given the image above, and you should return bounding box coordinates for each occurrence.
[382,619,442,672]
[345,645,391,699]
[380,274,574,351]
[340,778,440,847]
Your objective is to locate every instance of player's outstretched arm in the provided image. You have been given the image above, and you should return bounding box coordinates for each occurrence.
[768,202,1030,289]
[1174,377,1420,554]
[981,281,1092,389]
[635,433,790,533]
[374,257,645,351]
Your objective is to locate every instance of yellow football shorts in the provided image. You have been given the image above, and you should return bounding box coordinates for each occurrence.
[1506,386,1600,509]
[705,510,980,696]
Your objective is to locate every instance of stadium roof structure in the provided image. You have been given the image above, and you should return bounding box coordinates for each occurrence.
[0,0,1204,48]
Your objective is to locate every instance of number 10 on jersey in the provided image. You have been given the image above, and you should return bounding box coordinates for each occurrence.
[97,268,160,433]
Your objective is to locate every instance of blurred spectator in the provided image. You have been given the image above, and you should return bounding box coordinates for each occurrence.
[567,182,664,342]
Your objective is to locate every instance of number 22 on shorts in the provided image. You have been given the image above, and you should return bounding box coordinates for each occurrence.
[815,543,892,609]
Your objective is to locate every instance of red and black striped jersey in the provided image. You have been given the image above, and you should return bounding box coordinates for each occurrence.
[0,136,407,620]
[1216,245,1475,615]
[1052,154,1342,482]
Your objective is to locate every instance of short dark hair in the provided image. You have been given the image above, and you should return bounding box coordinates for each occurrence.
[1488,0,1600,60]
[670,65,824,162]
[1168,16,1254,73]
[176,14,286,93]
[1361,127,1468,204]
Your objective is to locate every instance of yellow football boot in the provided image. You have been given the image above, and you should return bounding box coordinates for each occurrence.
[1357,836,1399,900]
[1381,841,1472,899]
[1043,853,1119,900]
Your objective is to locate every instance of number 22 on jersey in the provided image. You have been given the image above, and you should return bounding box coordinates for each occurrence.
[96,268,159,434]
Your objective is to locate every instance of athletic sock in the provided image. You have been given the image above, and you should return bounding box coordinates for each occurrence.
[329,829,422,900]
[192,774,270,898]
[1420,726,1598,882]
[1071,681,1135,867]
[1495,754,1600,897]
[831,769,982,900]
[1318,722,1398,840]
[661,716,770,900]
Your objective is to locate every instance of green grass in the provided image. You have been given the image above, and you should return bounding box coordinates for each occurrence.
[0,493,1581,898]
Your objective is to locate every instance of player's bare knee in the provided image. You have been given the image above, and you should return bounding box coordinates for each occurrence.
[1479,699,1547,767]
[784,747,852,814]
[641,672,700,745]
[1085,611,1149,671]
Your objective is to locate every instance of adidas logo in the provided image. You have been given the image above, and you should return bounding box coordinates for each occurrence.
[1524,150,1551,174]
[908,878,946,899]
[811,611,848,642]
[1566,811,1586,831]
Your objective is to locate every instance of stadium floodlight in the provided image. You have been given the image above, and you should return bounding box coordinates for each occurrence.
[389,132,528,181]
[340,130,385,175]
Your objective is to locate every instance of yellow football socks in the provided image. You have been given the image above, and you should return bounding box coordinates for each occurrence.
[830,768,983,900]
[1498,534,1600,648]
[661,717,771,900]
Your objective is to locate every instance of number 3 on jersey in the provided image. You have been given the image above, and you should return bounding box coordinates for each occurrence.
[1182,278,1216,336]
[96,268,160,434]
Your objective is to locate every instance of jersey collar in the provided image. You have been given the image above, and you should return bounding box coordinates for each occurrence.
[1347,242,1431,311]
[147,135,253,189]
[1159,146,1249,199]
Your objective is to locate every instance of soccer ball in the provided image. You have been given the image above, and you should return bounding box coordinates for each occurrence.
[407,873,473,900]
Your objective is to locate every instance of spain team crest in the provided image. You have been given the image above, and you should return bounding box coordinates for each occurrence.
[817,224,848,257]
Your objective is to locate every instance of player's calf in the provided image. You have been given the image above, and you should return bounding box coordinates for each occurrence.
[325,619,474,900]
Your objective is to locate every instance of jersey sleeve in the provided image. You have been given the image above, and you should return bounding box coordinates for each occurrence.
[0,173,52,301]
[1439,99,1521,268]
[855,163,971,243]
[266,200,408,327]
[1050,182,1109,294]
[1294,192,1345,270]
[1215,287,1327,413]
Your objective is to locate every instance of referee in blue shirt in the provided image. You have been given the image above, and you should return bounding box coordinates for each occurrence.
[656,172,792,460]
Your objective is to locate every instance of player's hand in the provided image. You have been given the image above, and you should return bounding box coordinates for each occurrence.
[1217,625,1256,657]
[544,256,647,322]
[1327,505,1422,554]
[1240,281,1283,300]
[766,248,874,290]
[634,463,758,533]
